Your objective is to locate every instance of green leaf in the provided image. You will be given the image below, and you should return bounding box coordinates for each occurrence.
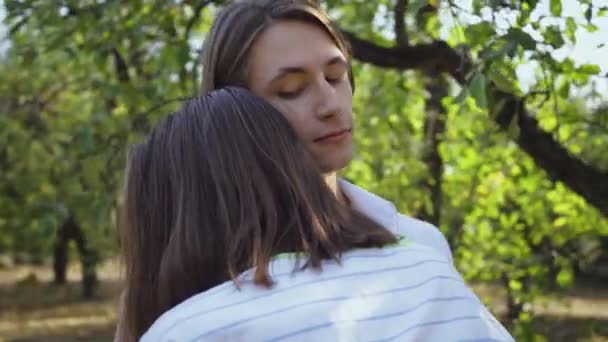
[578,64,600,75]
[489,69,515,93]
[550,0,562,16]
[585,6,592,22]
[81,156,105,188]
[554,217,568,227]
[78,125,95,153]
[517,1,532,26]
[425,14,440,38]
[469,72,488,110]
[480,40,517,62]
[488,62,521,95]
[448,25,466,46]
[506,27,537,50]
[565,17,577,43]
[471,0,483,14]
[584,24,599,33]
[544,25,565,49]
[558,80,570,98]
[509,279,523,291]
[453,87,469,104]
[556,268,574,287]
[464,22,496,47]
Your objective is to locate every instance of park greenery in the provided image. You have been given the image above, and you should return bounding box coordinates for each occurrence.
[1,0,607,339]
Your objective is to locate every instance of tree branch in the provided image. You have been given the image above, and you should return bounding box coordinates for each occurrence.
[342,30,470,83]
[184,0,214,40]
[130,96,194,132]
[492,90,608,216]
[111,48,131,83]
[341,30,608,217]
[394,0,408,47]
[9,17,29,35]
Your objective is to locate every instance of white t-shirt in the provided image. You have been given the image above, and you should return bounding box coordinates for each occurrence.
[141,181,511,341]
[141,238,512,341]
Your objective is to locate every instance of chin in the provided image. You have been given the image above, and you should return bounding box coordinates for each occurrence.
[319,149,352,174]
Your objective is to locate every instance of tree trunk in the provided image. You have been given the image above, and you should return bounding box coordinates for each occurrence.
[52,221,69,284]
[52,213,98,298]
[501,272,532,325]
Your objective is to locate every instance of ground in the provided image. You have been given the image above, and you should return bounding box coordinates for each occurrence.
[0,259,607,342]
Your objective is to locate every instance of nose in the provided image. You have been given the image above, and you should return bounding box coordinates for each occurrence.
[313,77,340,121]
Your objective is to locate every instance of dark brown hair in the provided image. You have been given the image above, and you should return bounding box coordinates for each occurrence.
[120,87,395,340]
[200,0,355,94]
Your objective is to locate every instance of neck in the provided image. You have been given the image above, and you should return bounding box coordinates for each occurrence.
[324,172,346,204]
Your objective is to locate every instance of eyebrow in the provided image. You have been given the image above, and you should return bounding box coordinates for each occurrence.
[269,56,347,84]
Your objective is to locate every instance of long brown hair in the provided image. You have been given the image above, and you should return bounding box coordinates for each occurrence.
[200,0,355,94]
[120,87,395,340]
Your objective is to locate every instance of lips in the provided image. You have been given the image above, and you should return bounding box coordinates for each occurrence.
[314,128,352,143]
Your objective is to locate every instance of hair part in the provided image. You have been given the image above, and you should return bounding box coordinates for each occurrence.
[200,0,355,94]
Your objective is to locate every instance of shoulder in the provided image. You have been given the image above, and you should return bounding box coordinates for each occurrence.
[395,214,453,263]
[140,281,238,342]
[140,297,200,341]
[339,179,453,263]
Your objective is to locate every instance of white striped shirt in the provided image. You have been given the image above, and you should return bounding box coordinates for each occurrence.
[141,238,513,341]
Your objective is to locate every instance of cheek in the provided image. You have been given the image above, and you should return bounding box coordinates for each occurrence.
[337,83,354,115]
[266,99,312,139]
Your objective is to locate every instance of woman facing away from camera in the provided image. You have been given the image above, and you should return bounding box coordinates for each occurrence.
[119,86,512,341]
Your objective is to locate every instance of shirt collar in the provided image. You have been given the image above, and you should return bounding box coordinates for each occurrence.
[338,179,398,231]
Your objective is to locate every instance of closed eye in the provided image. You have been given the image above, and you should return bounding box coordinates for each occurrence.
[277,89,303,99]
[326,76,343,84]
[325,66,347,85]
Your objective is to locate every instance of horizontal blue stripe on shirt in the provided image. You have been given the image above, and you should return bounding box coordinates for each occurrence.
[170,245,435,314]
[193,275,466,340]
[158,258,450,339]
[371,316,485,342]
[267,296,477,342]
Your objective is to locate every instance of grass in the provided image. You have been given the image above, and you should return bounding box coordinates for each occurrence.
[0,259,121,342]
[0,259,607,341]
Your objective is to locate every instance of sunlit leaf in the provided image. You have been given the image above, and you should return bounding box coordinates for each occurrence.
[565,17,577,43]
[557,267,574,287]
[544,25,565,49]
[584,24,599,32]
[550,0,562,16]
[469,72,488,110]
[509,279,523,291]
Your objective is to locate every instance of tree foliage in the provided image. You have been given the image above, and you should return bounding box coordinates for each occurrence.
[1,0,607,336]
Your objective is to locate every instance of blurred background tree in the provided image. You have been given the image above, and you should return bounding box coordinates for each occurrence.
[1,0,607,340]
